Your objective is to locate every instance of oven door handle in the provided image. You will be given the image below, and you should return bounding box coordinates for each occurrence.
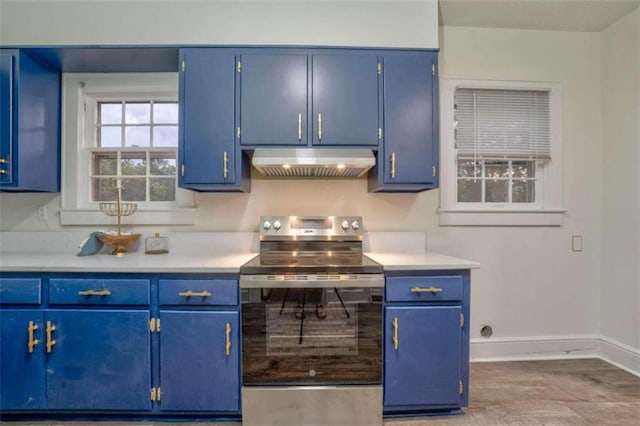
[239,274,384,289]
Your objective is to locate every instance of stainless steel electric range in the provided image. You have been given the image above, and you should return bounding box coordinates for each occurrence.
[239,216,384,426]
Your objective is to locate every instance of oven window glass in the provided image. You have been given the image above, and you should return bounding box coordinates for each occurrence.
[241,286,382,386]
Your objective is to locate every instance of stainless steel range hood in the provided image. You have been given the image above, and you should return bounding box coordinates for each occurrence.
[251,148,375,178]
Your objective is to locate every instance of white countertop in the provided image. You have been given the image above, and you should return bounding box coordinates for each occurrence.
[0,251,259,273]
[0,231,479,273]
[367,252,480,271]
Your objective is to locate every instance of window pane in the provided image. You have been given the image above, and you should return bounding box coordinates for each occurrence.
[457,160,481,178]
[458,179,481,202]
[511,161,535,178]
[485,179,509,202]
[153,126,178,147]
[99,103,122,125]
[92,177,117,201]
[121,154,146,176]
[150,178,176,201]
[153,103,178,124]
[150,156,176,176]
[513,180,536,203]
[125,102,151,124]
[121,178,146,201]
[100,127,122,147]
[92,153,117,176]
[485,161,509,179]
[125,126,151,147]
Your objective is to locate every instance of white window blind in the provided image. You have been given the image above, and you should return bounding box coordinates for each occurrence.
[454,88,551,161]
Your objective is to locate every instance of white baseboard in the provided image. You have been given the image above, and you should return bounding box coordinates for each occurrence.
[470,334,639,377]
[597,336,640,377]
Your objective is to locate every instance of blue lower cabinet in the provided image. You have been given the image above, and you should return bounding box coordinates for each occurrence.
[384,305,463,410]
[45,310,151,411]
[159,310,240,412]
[0,309,46,410]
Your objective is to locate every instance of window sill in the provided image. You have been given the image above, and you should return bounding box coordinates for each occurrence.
[59,208,196,226]
[439,208,566,226]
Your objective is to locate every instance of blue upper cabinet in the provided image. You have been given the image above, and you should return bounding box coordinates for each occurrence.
[311,53,381,146]
[369,51,439,192]
[238,53,308,146]
[0,49,60,192]
[178,48,249,192]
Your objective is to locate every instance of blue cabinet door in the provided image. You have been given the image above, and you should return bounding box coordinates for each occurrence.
[384,305,462,408]
[239,53,308,146]
[0,51,14,184]
[159,310,240,412]
[179,49,237,187]
[0,310,46,410]
[382,53,437,186]
[45,310,151,410]
[369,52,438,192]
[312,54,380,146]
[0,49,60,192]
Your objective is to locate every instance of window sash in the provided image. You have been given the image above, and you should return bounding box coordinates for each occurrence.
[90,148,177,203]
[454,88,551,161]
[96,101,178,148]
[456,159,538,205]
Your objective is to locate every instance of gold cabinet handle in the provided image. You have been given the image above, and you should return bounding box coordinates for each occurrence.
[223,152,229,179]
[46,321,56,353]
[298,113,302,141]
[225,323,231,356]
[390,153,396,179]
[28,321,40,353]
[0,158,7,164]
[411,286,443,293]
[0,170,6,175]
[392,317,399,350]
[178,290,212,297]
[78,289,112,297]
[318,113,322,141]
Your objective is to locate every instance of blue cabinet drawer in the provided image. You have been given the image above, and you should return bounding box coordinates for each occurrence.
[0,278,42,305]
[49,279,150,305]
[159,279,238,306]
[386,276,463,302]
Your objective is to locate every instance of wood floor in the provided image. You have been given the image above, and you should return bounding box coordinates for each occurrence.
[5,358,639,425]
[388,358,640,425]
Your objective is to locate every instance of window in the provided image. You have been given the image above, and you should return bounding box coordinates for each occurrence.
[60,73,195,226]
[92,101,178,203]
[440,79,564,226]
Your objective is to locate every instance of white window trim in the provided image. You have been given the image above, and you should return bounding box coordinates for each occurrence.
[60,73,195,226]
[439,78,566,226]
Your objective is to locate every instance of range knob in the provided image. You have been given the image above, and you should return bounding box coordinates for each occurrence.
[273,220,282,231]
[262,220,271,230]
[341,220,350,231]
[351,220,360,230]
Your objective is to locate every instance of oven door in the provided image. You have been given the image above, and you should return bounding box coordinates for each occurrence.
[240,275,383,386]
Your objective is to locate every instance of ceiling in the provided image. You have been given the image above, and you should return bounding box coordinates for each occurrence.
[439,0,640,32]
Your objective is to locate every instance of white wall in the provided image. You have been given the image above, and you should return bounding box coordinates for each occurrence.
[600,8,640,351]
[0,0,439,48]
[432,27,603,342]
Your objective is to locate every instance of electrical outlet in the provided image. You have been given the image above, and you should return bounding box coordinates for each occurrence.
[37,206,47,221]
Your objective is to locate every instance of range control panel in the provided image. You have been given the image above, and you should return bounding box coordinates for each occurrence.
[259,216,363,240]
